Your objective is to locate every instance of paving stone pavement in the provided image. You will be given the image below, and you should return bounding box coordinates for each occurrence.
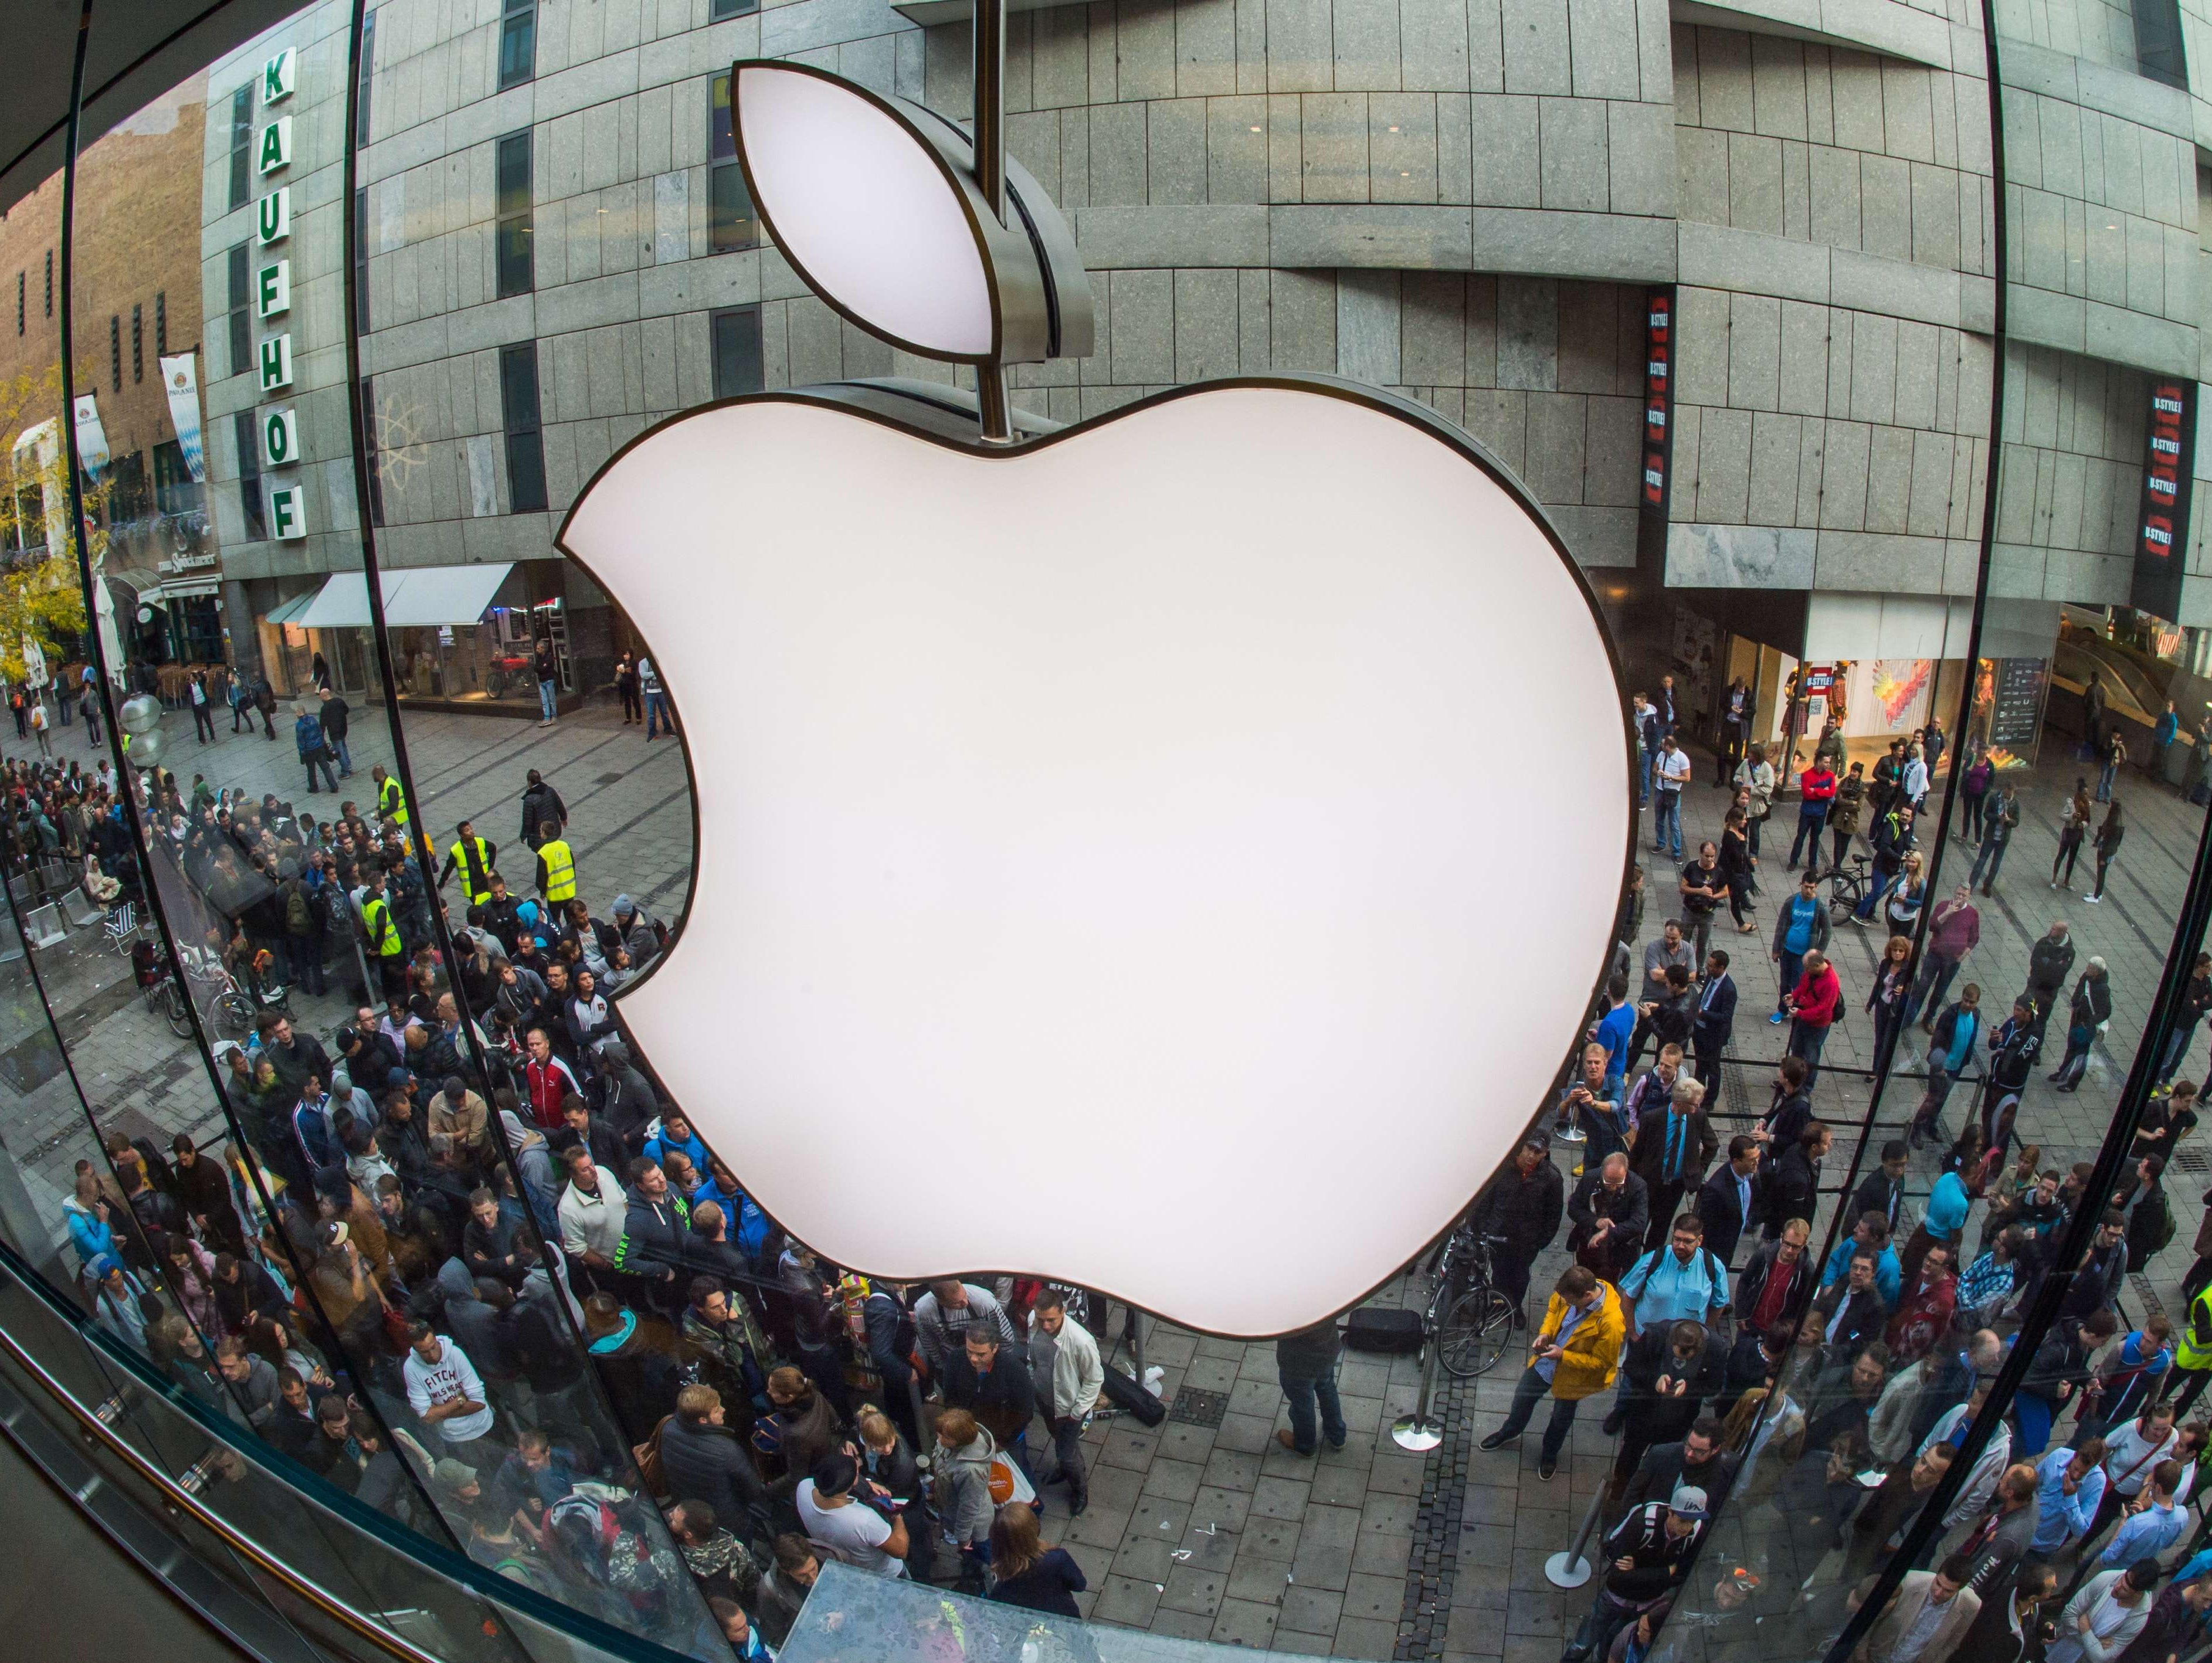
[1,694,2208,1662]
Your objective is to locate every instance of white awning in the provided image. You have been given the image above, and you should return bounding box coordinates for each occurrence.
[384,562,512,626]
[262,592,314,627]
[297,572,379,628]
[294,563,513,629]
[163,576,220,599]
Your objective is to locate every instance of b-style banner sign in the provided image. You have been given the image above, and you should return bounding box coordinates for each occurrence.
[2133,379,2196,623]
[161,354,207,483]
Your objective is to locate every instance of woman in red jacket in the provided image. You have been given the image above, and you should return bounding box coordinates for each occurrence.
[1783,948,1842,1087]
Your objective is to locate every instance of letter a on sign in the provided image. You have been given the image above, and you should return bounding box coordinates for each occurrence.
[257,188,290,246]
[257,334,293,393]
[262,408,298,469]
[258,117,292,176]
[263,49,295,104]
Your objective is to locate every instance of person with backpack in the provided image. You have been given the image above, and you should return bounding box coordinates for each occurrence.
[1615,1212,1729,1343]
[27,698,49,757]
[293,704,338,793]
[283,870,325,995]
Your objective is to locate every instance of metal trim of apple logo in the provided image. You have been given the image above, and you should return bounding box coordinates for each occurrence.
[554,375,1636,1338]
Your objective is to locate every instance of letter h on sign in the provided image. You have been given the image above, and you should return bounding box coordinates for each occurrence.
[257,334,293,393]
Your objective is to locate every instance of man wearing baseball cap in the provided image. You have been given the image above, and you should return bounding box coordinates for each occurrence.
[1563,1484,1711,1661]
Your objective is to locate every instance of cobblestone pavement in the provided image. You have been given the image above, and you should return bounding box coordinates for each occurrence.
[0,695,2205,1662]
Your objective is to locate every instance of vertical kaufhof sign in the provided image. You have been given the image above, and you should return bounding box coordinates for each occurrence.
[256,47,306,541]
[1640,289,1674,515]
[2132,381,2196,623]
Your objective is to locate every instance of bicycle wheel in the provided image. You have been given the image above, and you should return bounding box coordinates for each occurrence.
[1826,873,1862,925]
[209,988,255,1038]
[1437,1285,1516,1379]
[162,981,194,1039]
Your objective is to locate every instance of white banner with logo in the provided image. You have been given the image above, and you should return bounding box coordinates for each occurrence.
[72,392,109,479]
[160,354,206,482]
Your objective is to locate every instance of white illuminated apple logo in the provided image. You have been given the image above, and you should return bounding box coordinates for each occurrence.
[557,64,1631,1338]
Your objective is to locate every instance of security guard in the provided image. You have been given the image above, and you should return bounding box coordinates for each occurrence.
[358,872,406,999]
[535,819,576,905]
[371,763,409,829]
[438,820,498,906]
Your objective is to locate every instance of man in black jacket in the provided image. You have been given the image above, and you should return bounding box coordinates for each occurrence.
[1565,1487,1709,1662]
[1469,1133,1565,1326]
[1735,1220,1816,1339]
[1851,1140,1912,1238]
[1760,1121,1829,1240]
[1610,1319,1728,1481]
[1695,1135,1762,1267]
[1621,1418,1738,1511]
[661,1383,775,1540]
[1690,949,1736,1090]
[1567,1154,1649,1282]
[520,769,567,850]
[1807,1251,1888,1362]
[942,1328,1040,1485]
[2025,922,2077,1041]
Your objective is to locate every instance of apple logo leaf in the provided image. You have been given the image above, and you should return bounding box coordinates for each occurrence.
[734,61,1052,365]
[558,379,1631,1337]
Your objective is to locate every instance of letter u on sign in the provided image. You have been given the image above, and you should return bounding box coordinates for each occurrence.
[257,188,290,246]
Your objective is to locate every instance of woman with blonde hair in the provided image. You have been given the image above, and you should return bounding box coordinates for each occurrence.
[986,1501,1086,1617]
[1866,934,1912,1072]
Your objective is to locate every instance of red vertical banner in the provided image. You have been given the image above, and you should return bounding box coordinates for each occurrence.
[1641,288,1674,517]
[2133,380,2195,622]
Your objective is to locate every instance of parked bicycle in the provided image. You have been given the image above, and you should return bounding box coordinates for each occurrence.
[1823,853,1873,925]
[1426,1227,1516,1379]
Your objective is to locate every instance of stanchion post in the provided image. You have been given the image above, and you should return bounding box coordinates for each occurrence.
[1545,1484,1606,1589]
[1392,1331,1446,1451]
[907,1371,931,1453]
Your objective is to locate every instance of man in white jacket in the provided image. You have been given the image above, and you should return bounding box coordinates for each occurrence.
[557,1146,627,1288]
[2047,1562,2158,1663]
[1029,1288,1104,1517]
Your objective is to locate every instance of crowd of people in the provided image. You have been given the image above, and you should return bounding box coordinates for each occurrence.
[1436,678,2212,1663]
[22,652,2212,1663]
[33,685,1133,1658]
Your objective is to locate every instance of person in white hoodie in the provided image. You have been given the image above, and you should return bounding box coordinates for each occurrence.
[1029,1288,1105,1516]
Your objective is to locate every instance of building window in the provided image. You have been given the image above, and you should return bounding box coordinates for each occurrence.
[498,0,537,90]
[227,243,252,377]
[354,188,371,334]
[496,130,533,298]
[228,83,254,212]
[131,304,143,382]
[153,440,200,517]
[233,409,266,540]
[356,9,376,147]
[155,292,167,356]
[360,376,386,527]
[708,73,758,253]
[110,451,147,522]
[711,0,760,16]
[500,343,547,514]
[711,306,764,399]
[108,315,121,392]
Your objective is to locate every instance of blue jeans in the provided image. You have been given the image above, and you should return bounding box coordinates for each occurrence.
[1969,839,2007,892]
[330,735,352,776]
[1639,749,1654,809]
[1279,1362,1347,1454]
[1776,948,1803,1015]
[2160,1021,2199,1082]
[1653,792,1682,860]
[1904,954,1961,1029]
[1788,1017,1829,1085]
[1787,807,1827,867]
[2096,761,2118,802]
[538,677,558,721]
[646,691,671,738]
[1494,1364,1579,1464]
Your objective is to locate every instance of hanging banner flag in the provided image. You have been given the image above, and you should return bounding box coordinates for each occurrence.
[161,353,207,482]
[1640,288,1674,515]
[11,417,69,555]
[2133,380,2195,623]
[72,392,110,480]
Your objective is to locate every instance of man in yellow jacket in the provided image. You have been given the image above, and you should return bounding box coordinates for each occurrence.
[1478,1264,1625,1480]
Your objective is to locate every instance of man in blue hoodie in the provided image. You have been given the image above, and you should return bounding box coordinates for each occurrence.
[292,703,338,794]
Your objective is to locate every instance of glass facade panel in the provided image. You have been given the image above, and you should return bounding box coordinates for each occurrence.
[3,2,2212,1662]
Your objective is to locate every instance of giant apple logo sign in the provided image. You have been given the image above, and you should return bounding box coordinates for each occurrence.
[558,65,1631,1338]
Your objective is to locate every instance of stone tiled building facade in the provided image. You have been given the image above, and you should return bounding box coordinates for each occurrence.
[192,0,2212,717]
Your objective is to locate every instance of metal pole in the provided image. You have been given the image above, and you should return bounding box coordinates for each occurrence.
[1545,1485,1606,1589]
[971,0,1006,225]
[1391,1332,1446,1452]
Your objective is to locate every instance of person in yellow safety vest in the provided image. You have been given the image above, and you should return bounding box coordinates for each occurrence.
[2172,1279,2212,1416]
[359,871,406,1000]
[437,820,499,906]
[372,763,409,829]
[536,820,576,905]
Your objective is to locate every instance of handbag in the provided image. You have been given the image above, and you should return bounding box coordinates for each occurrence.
[986,1449,1036,1506]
